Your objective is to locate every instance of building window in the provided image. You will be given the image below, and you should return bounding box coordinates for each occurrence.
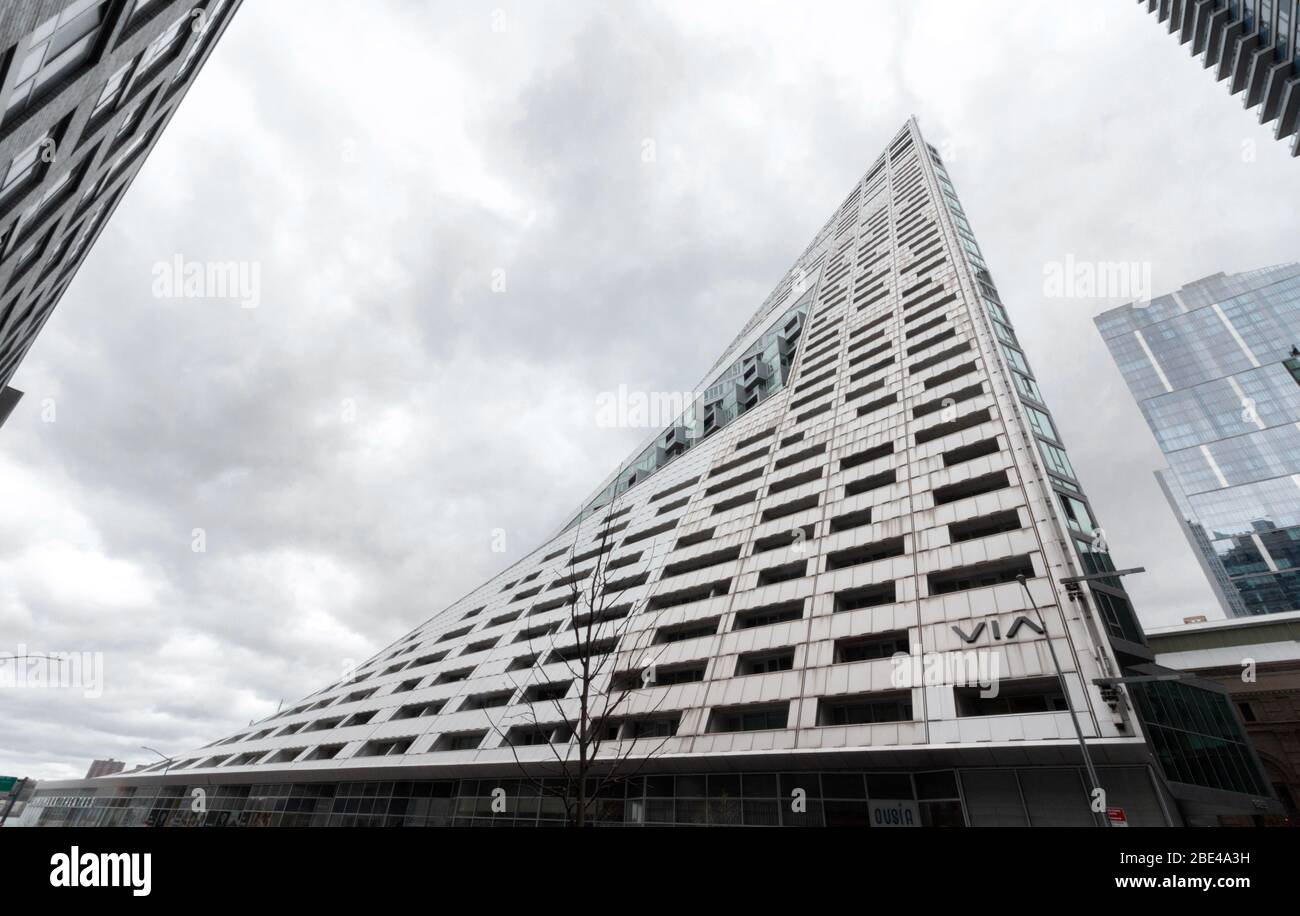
[707,702,789,733]
[7,225,55,279]
[654,616,721,644]
[435,625,472,643]
[126,0,168,25]
[175,0,229,79]
[613,662,706,691]
[817,691,913,725]
[833,582,896,612]
[930,470,1009,505]
[756,559,808,584]
[459,689,513,711]
[356,737,413,757]
[4,152,92,258]
[463,636,498,655]
[303,744,343,761]
[732,600,803,630]
[1128,679,1269,797]
[736,648,795,676]
[521,680,571,703]
[89,54,138,120]
[504,724,565,746]
[106,119,157,176]
[129,10,191,88]
[628,714,680,738]
[0,129,57,206]
[506,652,538,672]
[113,92,151,141]
[1059,493,1097,536]
[1038,440,1076,479]
[955,677,1066,716]
[433,731,486,752]
[834,631,909,663]
[928,554,1035,596]
[391,701,445,720]
[1,0,111,129]
[949,510,1022,544]
[1023,405,1059,442]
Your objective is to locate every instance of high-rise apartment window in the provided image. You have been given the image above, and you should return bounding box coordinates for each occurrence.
[130,10,192,86]
[357,737,413,757]
[433,731,486,752]
[955,678,1066,717]
[127,0,168,24]
[927,555,1035,596]
[629,715,680,738]
[1038,440,1076,480]
[834,631,909,663]
[1,0,111,128]
[654,616,720,644]
[391,700,445,720]
[1023,405,1059,442]
[521,680,571,704]
[9,225,54,275]
[90,55,138,120]
[1059,493,1097,536]
[175,0,229,78]
[736,648,795,676]
[707,702,789,733]
[504,724,564,746]
[107,119,158,176]
[4,144,93,259]
[732,600,803,630]
[0,129,57,205]
[817,691,913,725]
[460,689,513,711]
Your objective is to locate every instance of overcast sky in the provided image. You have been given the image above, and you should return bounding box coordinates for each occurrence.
[2,0,1298,781]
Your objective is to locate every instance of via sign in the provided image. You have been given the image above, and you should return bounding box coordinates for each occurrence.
[952,615,1045,645]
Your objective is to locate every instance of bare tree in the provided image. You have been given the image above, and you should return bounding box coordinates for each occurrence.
[487,492,678,826]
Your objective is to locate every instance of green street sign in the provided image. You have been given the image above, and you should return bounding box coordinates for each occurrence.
[0,777,17,793]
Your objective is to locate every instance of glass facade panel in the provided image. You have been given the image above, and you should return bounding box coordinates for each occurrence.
[1096,264,1300,616]
[562,295,812,531]
[1127,680,1269,797]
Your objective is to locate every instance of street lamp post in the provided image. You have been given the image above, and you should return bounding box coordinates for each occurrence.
[141,746,176,777]
[1016,574,1108,827]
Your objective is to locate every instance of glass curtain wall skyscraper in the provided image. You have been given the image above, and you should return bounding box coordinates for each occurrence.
[22,120,1276,827]
[1097,265,1300,618]
[1134,0,1300,158]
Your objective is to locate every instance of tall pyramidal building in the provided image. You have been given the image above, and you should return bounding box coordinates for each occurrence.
[25,120,1277,827]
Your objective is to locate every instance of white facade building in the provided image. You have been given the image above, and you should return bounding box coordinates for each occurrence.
[24,120,1275,827]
